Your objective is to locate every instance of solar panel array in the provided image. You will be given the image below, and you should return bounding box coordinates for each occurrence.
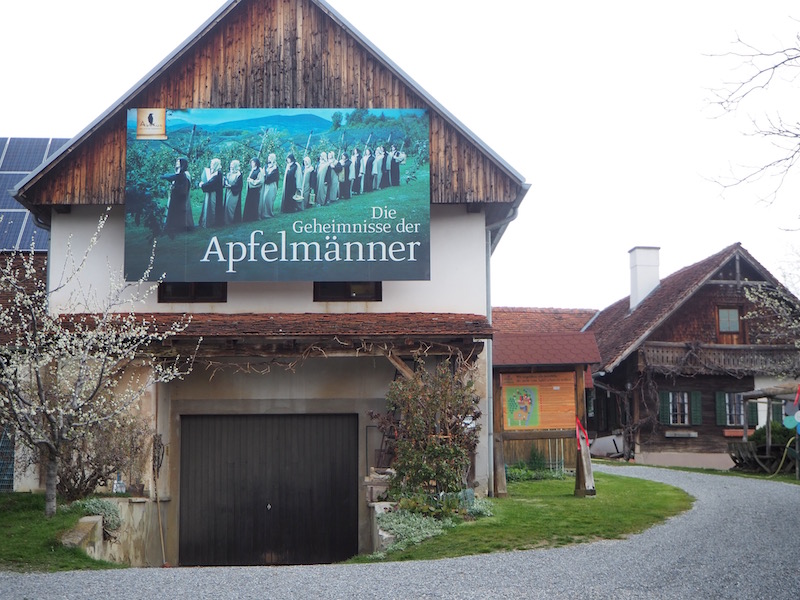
[0,137,69,251]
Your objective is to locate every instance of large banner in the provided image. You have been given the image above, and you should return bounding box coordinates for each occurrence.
[124,108,430,282]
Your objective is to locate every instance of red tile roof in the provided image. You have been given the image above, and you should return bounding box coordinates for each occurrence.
[493,332,601,366]
[150,312,492,339]
[492,307,597,333]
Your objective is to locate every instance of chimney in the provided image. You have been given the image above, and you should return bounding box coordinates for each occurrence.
[629,246,660,311]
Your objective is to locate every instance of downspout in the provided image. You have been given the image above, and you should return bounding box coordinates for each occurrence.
[484,199,523,496]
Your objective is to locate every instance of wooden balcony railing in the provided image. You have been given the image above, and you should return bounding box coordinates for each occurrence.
[639,342,800,376]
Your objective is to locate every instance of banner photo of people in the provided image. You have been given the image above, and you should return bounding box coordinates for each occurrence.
[124,108,430,282]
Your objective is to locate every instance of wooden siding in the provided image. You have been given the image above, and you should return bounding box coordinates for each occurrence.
[637,374,754,454]
[650,284,755,344]
[21,0,522,212]
[640,342,800,377]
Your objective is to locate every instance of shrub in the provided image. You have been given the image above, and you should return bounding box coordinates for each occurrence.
[376,509,456,554]
[505,461,568,482]
[467,496,494,518]
[750,421,795,447]
[70,498,122,534]
[370,357,481,501]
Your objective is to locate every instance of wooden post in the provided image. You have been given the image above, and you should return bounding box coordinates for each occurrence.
[574,366,596,497]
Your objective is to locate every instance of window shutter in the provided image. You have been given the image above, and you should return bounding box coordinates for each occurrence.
[747,401,758,427]
[715,392,726,426]
[771,401,783,423]
[690,391,703,425]
[658,391,670,424]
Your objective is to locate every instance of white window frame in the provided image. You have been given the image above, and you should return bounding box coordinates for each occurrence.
[669,391,690,425]
[725,392,744,426]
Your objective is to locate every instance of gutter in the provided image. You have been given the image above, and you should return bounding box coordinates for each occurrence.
[482,195,525,496]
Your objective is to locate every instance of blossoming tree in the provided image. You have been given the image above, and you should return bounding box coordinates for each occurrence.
[0,212,197,516]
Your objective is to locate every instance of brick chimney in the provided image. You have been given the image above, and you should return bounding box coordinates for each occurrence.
[629,246,660,311]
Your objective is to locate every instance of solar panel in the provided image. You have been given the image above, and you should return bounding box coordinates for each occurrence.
[0,138,50,172]
[0,137,65,251]
[19,213,49,250]
[47,139,69,159]
[0,172,28,210]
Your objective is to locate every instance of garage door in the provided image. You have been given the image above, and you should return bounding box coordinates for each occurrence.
[179,414,358,566]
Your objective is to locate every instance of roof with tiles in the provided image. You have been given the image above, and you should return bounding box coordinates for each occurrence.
[492,307,597,334]
[493,332,601,367]
[153,312,492,339]
[585,243,780,373]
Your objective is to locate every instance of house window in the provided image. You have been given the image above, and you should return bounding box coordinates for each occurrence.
[715,392,757,427]
[659,391,702,425]
[718,307,740,333]
[314,282,382,302]
[158,282,227,303]
[669,392,690,425]
[725,392,743,426]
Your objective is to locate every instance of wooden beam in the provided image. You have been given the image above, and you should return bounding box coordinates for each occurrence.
[384,350,415,380]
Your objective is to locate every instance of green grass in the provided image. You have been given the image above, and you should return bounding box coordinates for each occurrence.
[0,493,122,572]
[348,472,693,563]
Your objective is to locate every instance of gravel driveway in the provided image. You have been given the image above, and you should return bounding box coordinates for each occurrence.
[1,464,798,599]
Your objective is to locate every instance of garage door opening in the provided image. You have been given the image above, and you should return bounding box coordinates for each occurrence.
[179,413,358,566]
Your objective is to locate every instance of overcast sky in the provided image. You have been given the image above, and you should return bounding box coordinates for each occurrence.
[3,1,800,309]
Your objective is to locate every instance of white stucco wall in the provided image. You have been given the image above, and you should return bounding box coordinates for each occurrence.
[48,204,488,315]
[753,376,799,426]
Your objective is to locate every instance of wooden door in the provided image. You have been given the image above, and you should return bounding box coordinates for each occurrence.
[179,414,358,566]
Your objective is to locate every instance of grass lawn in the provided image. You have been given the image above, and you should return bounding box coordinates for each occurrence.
[0,494,122,573]
[348,472,694,563]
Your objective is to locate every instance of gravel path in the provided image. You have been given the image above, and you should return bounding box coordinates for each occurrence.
[2,464,798,599]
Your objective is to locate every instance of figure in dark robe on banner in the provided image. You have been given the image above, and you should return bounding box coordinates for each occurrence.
[243,157,264,222]
[340,152,351,199]
[163,157,193,235]
[363,148,374,193]
[281,153,302,213]
[350,147,362,196]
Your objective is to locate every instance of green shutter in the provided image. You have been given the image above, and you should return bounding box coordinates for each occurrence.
[771,401,784,424]
[658,391,670,424]
[715,392,727,426]
[690,391,703,425]
[747,401,758,427]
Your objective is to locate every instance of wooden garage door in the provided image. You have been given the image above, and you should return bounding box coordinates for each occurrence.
[179,414,358,566]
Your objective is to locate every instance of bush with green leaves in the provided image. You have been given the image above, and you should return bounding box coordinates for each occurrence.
[751,421,795,447]
[370,357,481,502]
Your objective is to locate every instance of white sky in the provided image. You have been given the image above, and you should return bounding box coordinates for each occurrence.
[3,1,800,309]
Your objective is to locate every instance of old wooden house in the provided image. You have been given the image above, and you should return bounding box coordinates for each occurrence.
[491,307,600,493]
[13,0,529,566]
[586,244,800,469]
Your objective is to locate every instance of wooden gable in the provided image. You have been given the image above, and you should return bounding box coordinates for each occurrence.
[16,0,527,225]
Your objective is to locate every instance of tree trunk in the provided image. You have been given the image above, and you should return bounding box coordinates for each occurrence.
[44,451,58,517]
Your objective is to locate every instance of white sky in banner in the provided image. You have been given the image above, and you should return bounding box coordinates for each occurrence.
[3,0,800,309]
